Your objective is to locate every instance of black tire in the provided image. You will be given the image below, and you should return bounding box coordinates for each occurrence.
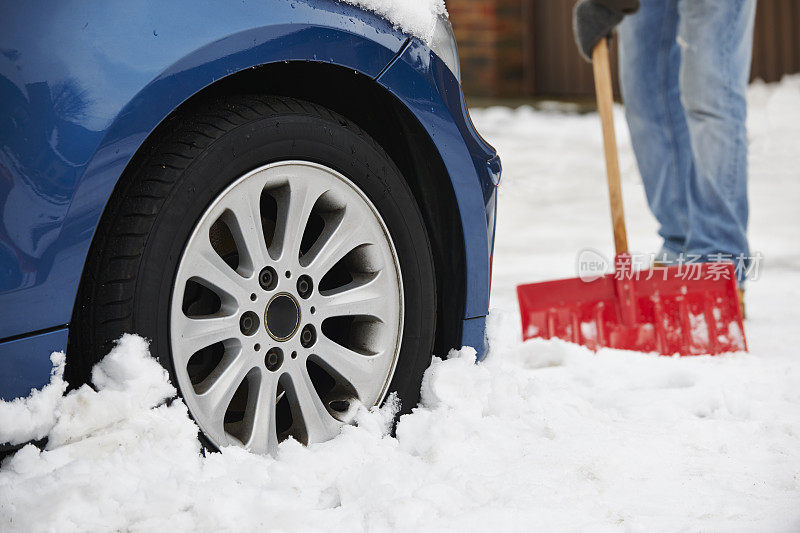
[67,95,437,447]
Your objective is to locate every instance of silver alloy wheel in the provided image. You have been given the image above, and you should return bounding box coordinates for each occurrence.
[169,161,403,454]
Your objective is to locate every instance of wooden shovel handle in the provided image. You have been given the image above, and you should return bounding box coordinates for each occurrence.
[592,38,629,255]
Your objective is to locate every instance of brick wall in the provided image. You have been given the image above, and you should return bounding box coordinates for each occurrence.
[449,0,526,98]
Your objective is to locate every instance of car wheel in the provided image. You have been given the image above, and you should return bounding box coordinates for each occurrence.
[68,95,437,453]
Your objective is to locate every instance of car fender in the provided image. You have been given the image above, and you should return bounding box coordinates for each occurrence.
[0,0,406,340]
[377,39,499,322]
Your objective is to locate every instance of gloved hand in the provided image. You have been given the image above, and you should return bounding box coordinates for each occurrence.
[572,0,639,61]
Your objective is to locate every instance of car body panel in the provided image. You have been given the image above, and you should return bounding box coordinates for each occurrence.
[0,1,499,400]
[0,328,67,401]
[460,316,488,360]
[0,0,405,339]
[376,39,498,323]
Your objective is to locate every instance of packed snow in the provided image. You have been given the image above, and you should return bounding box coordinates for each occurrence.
[1,76,799,531]
[340,0,447,43]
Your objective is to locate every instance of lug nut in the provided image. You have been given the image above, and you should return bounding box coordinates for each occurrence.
[329,400,350,413]
[300,324,316,348]
[296,275,313,299]
[265,347,283,372]
[259,266,278,291]
[239,311,259,336]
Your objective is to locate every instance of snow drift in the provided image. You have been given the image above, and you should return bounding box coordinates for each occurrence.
[2,311,799,531]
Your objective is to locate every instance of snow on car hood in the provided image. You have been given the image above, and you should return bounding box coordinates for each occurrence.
[340,0,447,43]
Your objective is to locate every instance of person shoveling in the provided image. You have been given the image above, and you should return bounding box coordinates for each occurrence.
[516,0,752,356]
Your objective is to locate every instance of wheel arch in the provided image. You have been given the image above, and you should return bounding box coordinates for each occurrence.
[69,61,466,362]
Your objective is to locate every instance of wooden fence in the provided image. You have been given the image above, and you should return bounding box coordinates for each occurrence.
[752,0,800,83]
[526,0,800,97]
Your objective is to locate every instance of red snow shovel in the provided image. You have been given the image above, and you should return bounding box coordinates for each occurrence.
[515,40,747,356]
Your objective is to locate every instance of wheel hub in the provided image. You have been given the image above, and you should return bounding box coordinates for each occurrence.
[265,292,300,341]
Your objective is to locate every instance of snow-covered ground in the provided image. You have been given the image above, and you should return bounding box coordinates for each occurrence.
[1,77,799,531]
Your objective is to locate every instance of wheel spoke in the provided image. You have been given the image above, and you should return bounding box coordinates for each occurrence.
[318,275,390,321]
[244,368,280,454]
[224,183,269,271]
[172,313,241,363]
[303,207,371,277]
[287,366,342,444]
[195,351,255,437]
[313,337,382,397]
[184,243,248,303]
[270,180,325,262]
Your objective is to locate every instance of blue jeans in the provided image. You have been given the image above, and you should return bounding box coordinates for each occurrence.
[618,0,756,283]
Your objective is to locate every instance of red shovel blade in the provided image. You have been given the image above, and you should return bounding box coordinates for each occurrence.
[516,259,746,356]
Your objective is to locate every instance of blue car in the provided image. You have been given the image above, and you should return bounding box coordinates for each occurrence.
[0,0,499,452]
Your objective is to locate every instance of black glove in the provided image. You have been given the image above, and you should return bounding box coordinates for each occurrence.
[572,0,639,62]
